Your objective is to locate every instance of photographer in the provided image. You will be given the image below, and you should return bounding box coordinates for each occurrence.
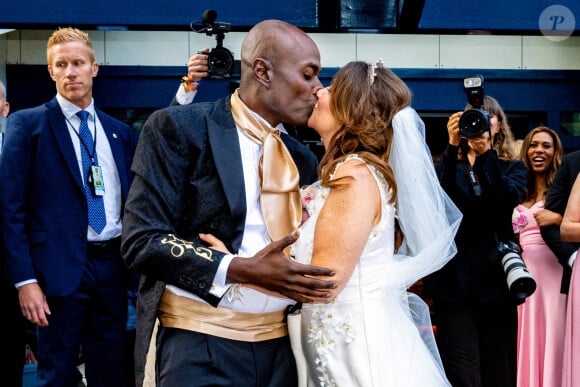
[424,94,526,387]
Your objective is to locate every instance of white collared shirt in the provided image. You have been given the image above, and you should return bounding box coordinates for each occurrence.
[167,112,294,313]
[57,94,122,242]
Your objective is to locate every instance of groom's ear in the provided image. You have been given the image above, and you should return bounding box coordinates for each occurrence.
[253,58,273,87]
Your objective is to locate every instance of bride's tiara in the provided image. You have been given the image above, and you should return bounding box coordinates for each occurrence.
[368,58,385,85]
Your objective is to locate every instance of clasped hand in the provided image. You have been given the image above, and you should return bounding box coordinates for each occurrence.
[199,231,336,303]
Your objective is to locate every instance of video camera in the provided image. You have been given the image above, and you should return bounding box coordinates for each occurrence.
[191,9,234,79]
[459,75,491,139]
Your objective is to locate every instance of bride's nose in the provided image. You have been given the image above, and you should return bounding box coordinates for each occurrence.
[315,87,329,97]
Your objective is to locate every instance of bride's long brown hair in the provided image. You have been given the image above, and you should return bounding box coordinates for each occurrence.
[319,61,412,205]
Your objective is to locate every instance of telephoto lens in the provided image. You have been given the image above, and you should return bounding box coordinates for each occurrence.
[498,241,537,304]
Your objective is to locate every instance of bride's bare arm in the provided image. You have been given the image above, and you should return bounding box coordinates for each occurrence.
[308,159,381,301]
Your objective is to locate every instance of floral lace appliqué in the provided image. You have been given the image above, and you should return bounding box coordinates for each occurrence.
[307,303,357,386]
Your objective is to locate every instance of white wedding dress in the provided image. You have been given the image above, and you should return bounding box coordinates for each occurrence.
[291,155,451,387]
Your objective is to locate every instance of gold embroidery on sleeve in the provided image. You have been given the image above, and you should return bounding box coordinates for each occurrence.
[161,234,213,261]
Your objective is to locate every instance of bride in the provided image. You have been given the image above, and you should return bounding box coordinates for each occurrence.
[289,60,462,386]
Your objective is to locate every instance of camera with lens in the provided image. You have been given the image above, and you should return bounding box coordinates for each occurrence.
[497,240,536,304]
[191,9,234,79]
[459,75,491,139]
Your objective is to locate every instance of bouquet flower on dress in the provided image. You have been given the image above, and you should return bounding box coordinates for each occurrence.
[299,184,318,225]
[512,208,528,235]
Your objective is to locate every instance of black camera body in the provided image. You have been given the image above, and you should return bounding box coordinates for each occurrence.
[497,240,536,304]
[198,47,234,79]
[193,10,234,79]
[459,75,491,139]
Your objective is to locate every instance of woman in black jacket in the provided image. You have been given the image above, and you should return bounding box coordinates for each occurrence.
[425,95,526,387]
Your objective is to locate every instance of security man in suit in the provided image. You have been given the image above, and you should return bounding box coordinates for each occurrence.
[0,28,138,387]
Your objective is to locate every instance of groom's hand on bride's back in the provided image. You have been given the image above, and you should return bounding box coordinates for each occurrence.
[227,231,337,303]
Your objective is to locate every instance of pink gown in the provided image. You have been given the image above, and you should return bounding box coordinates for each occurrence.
[562,248,580,387]
[514,202,567,387]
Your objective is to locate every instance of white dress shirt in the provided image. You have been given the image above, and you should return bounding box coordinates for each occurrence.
[167,112,294,313]
[57,94,122,242]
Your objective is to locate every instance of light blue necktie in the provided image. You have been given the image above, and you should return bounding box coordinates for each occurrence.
[77,110,106,234]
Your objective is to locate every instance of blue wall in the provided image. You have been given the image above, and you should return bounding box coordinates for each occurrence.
[10,65,579,112]
[1,0,318,29]
[2,1,579,33]
[420,0,580,32]
[7,65,580,150]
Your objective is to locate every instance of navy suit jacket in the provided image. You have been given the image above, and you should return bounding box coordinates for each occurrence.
[121,95,319,385]
[0,97,138,297]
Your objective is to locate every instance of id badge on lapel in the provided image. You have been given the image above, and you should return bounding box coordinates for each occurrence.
[90,165,105,196]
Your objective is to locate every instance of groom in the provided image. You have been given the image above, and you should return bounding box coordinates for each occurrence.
[121,19,336,386]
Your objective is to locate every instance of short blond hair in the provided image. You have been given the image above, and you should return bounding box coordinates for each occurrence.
[47,27,95,64]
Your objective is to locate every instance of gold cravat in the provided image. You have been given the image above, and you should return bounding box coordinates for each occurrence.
[230,89,301,252]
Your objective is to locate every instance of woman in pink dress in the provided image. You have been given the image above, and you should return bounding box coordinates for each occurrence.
[513,126,566,387]
[560,171,580,387]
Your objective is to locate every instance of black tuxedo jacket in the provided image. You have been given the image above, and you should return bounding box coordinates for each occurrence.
[541,149,580,293]
[121,95,319,385]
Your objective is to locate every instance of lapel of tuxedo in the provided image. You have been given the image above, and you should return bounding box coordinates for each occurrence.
[47,98,85,193]
[207,106,246,240]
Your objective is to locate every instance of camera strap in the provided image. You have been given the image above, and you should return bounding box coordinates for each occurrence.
[463,163,482,197]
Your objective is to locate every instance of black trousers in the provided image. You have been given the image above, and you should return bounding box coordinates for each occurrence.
[0,281,27,387]
[156,326,298,387]
[433,300,517,387]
